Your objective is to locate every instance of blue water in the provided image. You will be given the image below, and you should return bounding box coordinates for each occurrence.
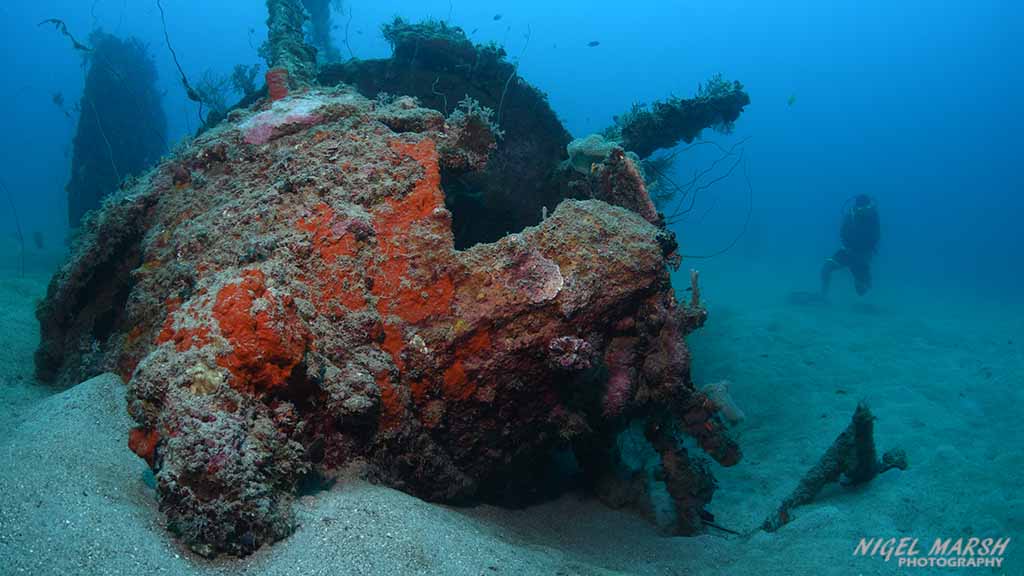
[2,1,1021,302]
[0,1,1020,573]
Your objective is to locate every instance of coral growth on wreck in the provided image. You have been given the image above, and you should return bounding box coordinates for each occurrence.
[37,86,738,556]
[319,20,749,249]
[37,10,752,558]
[320,17,571,248]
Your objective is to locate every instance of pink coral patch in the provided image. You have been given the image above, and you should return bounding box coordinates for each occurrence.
[241,97,324,145]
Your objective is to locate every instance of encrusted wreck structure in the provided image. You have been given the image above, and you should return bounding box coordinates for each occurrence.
[36,2,748,557]
[320,18,749,247]
[66,31,167,226]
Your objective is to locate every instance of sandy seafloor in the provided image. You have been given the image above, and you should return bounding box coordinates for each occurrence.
[0,259,1020,576]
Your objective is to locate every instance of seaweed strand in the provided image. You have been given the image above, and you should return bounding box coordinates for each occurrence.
[38,19,92,52]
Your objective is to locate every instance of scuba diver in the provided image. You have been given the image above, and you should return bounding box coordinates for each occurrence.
[821,194,880,296]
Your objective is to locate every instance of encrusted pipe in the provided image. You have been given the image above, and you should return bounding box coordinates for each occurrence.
[265,0,318,88]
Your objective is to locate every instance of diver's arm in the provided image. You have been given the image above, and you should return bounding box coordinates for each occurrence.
[865,211,881,253]
[840,213,855,247]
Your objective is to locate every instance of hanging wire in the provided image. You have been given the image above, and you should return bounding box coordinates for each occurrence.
[680,158,754,260]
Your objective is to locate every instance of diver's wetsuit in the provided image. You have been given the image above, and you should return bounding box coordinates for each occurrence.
[821,198,880,296]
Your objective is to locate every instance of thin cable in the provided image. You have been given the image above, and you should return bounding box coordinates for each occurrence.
[664,136,750,222]
[343,5,356,60]
[156,0,194,99]
[87,98,121,184]
[431,76,448,115]
[156,0,204,127]
[497,24,531,127]
[681,159,753,260]
[668,151,745,222]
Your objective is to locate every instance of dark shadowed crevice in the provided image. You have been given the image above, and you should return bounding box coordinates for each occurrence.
[318,19,572,249]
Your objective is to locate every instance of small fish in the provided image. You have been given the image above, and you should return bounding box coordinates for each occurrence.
[587,41,600,47]
[471,28,478,34]
[787,93,797,107]
[32,231,44,250]
[493,14,502,21]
